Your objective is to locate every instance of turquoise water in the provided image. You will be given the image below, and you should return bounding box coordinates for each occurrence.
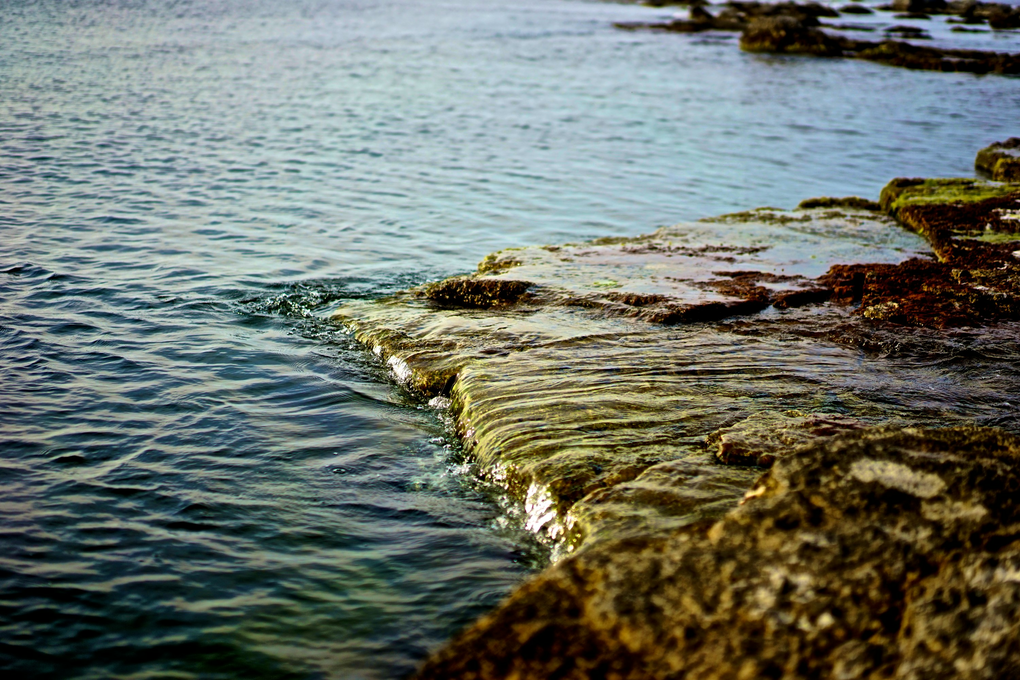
[1,0,1019,677]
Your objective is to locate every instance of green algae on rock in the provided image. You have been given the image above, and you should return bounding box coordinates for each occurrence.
[413,426,1020,680]
[976,138,1020,183]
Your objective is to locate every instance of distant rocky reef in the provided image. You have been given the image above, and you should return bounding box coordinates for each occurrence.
[615,0,1020,74]
[331,142,1020,677]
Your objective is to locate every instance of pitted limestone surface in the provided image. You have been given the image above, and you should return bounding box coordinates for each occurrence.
[413,426,1020,680]
[707,409,872,467]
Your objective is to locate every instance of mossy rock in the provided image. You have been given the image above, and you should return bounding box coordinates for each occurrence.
[879,177,1020,217]
[976,138,1020,182]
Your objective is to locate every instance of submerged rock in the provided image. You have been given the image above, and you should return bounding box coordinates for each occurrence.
[976,137,1020,182]
[740,15,844,56]
[414,426,1020,680]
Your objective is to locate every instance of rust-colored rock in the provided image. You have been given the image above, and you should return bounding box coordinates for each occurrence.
[819,178,1020,328]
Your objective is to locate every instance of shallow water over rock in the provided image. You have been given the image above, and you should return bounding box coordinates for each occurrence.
[333,205,1020,555]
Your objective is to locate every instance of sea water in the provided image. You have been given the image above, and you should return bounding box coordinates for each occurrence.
[1,0,1019,677]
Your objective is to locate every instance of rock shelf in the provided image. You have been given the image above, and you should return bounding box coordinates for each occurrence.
[333,203,934,548]
[331,164,1020,676]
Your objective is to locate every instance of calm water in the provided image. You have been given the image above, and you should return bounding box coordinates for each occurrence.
[2,0,1019,677]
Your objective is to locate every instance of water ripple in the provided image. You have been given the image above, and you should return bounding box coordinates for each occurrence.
[2,0,1019,677]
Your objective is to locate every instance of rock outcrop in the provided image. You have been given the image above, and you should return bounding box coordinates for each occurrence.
[331,163,1020,676]
[976,138,1020,182]
[332,204,954,550]
[414,426,1020,680]
[333,176,1020,555]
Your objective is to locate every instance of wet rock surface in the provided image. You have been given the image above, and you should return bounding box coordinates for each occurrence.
[414,426,1020,680]
[333,183,1019,553]
[332,166,1020,676]
[707,409,870,466]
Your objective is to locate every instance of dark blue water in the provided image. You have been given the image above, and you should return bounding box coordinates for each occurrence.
[2,0,1019,677]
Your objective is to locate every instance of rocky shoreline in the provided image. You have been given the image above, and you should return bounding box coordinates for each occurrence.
[332,142,1020,676]
[615,0,1020,74]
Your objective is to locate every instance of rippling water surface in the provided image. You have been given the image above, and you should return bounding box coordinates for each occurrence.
[2,0,1019,677]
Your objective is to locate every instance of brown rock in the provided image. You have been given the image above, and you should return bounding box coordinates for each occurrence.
[424,277,532,309]
[740,15,844,56]
[414,426,1020,680]
[708,409,869,466]
[797,195,882,211]
[976,138,1020,182]
[988,5,1020,29]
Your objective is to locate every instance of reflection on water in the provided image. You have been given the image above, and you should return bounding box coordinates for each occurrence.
[1,0,1019,677]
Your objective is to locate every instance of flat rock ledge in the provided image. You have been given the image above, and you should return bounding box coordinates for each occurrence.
[414,426,1020,680]
[330,171,1020,675]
